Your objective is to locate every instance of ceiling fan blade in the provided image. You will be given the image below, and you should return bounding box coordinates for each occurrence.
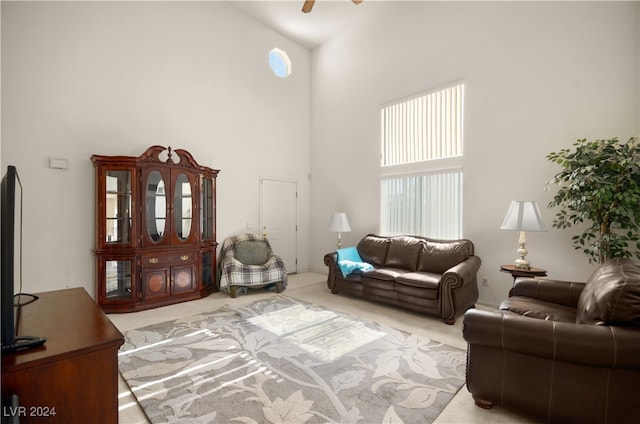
[352,0,363,4]
[302,0,315,13]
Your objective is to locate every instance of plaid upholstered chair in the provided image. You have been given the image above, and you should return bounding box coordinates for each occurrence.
[218,233,288,297]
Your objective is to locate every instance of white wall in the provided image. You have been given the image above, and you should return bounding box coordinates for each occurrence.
[2,1,639,306]
[310,1,640,305]
[1,1,312,297]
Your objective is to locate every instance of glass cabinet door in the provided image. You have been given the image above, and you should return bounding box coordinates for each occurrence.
[201,249,216,291]
[104,259,133,302]
[200,175,215,241]
[105,171,132,244]
[174,172,193,242]
[145,170,167,243]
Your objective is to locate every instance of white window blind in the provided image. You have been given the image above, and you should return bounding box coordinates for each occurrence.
[380,83,464,239]
[381,84,464,167]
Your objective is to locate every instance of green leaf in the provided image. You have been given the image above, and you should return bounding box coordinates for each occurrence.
[546,136,640,264]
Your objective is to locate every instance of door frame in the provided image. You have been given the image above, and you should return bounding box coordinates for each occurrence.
[259,177,298,274]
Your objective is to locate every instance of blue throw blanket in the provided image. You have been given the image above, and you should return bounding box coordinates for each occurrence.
[336,247,374,277]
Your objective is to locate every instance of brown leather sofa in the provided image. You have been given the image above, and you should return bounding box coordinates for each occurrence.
[463,258,640,424]
[324,234,481,324]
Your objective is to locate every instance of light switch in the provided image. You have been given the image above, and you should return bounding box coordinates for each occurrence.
[49,158,68,169]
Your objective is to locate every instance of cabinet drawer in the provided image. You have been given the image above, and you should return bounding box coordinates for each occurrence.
[142,252,196,266]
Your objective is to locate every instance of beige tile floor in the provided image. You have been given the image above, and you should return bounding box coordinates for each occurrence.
[110,272,537,424]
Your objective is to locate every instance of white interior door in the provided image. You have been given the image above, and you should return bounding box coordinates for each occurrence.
[260,179,297,273]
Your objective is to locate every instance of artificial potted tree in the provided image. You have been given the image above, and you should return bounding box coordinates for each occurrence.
[545,136,640,264]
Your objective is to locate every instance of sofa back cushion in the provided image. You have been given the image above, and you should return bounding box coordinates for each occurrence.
[357,235,390,267]
[235,240,270,265]
[577,258,640,326]
[385,236,423,271]
[417,240,473,273]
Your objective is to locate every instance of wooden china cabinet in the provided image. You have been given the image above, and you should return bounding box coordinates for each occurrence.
[92,146,219,313]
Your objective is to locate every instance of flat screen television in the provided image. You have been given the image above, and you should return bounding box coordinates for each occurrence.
[1,165,45,353]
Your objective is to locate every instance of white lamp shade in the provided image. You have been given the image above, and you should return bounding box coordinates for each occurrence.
[329,212,352,233]
[500,201,546,232]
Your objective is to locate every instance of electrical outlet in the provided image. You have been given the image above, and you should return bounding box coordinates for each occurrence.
[481,278,489,287]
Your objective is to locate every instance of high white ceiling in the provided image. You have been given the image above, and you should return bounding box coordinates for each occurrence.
[230,0,393,49]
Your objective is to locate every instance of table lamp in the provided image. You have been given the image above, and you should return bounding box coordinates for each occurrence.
[329,212,351,249]
[500,201,546,270]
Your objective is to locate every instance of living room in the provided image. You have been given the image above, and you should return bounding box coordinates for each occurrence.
[2,1,638,302]
[1,1,639,423]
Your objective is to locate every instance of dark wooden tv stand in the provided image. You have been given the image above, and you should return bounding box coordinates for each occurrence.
[1,288,124,423]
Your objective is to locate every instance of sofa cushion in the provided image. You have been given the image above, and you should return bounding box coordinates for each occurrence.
[385,236,423,271]
[357,235,390,267]
[396,272,441,290]
[395,280,439,300]
[577,258,640,326]
[500,296,577,323]
[362,277,396,291]
[395,272,441,301]
[363,268,408,282]
[235,240,269,265]
[418,240,472,273]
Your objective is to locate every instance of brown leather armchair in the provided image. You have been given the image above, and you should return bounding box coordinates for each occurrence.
[463,258,640,424]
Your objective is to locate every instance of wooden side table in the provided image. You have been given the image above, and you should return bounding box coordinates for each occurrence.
[500,264,547,281]
[500,264,547,296]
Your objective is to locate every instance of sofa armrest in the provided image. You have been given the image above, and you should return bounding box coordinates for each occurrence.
[463,308,640,368]
[442,255,481,289]
[324,252,339,292]
[440,255,481,321]
[511,277,586,308]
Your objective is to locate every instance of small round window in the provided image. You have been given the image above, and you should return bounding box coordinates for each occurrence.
[269,48,291,79]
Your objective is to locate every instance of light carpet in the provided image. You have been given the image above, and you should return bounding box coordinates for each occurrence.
[118,295,466,423]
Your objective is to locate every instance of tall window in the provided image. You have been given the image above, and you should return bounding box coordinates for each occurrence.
[380,83,464,239]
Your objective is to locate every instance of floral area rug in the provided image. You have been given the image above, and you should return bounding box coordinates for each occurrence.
[118,295,466,423]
